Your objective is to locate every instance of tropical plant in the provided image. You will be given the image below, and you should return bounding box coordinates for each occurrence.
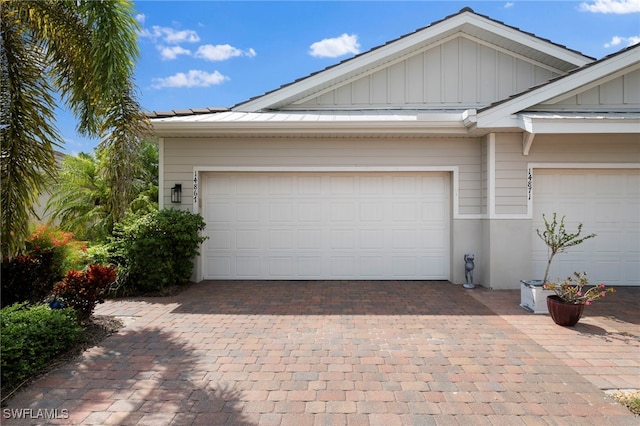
[52,264,117,323]
[102,209,207,295]
[1,0,148,257]
[46,152,111,241]
[45,140,158,241]
[543,272,615,305]
[537,213,596,283]
[0,224,87,307]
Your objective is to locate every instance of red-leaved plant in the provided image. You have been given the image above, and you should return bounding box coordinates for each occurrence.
[52,265,117,323]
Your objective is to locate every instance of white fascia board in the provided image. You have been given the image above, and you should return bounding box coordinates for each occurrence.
[152,119,472,136]
[462,15,592,68]
[477,48,640,129]
[519,114,640,134]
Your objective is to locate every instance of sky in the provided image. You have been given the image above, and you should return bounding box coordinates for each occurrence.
[57,0,640,154]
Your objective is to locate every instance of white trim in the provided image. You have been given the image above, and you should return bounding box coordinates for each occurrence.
[525,163,640,219]
[192,165,479,220]
[522,132,535,156]
[519,113,640,134]
[487,134,496,218]
[158,138,165,210]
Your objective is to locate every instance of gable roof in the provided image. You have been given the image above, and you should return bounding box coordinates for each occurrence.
[476,43,640,130]
[232,7,593,112]
[150,8,640,139]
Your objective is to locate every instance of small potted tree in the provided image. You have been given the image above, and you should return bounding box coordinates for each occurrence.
[520,213,596,313]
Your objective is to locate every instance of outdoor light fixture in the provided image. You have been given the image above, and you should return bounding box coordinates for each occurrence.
[171,184,182,204]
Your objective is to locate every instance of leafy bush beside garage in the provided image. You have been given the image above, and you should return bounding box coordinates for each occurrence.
[96,209,206,295]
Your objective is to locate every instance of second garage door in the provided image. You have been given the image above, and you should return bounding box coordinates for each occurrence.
[202,172,450,280]
[532,169,640,286]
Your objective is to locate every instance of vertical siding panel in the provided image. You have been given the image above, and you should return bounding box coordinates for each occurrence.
[515,60,534,93]
[352,77,370,104]
[425,47,441,103]
[600,78,624,104]
[479,45,496,103]
[388,62,406,104]
[317,91,334,106]
[406,54,424,103]
[335,85,351,104]
[460,38,478,103]
[577,87,599,105]
[442,39,460,103]
[624,70,640,104]
[497,52,515,100]
[371,69,388,104]
[534,66,554,84]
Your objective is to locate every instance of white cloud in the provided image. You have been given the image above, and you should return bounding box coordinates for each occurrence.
[309,33,360,58]
[580,0,640,14]
[194,44,257,61]
[504,2,514,8]
[140,25,200,44]
[604,35,640,47]
[158,45,191,60]
[135,14,146,24]
[152,70,229,88]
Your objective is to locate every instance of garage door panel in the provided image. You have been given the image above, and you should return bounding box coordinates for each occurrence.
[237,203,260,222]
[298,257,322,277]
[204,172,450,280]
[359,230,385,249]
[209,257,231,277]
[533,170,640,286]
[236,257,260,277]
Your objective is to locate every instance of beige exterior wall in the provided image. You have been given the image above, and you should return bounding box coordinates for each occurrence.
[162,132,638,289]
[494,133,640,215]
[162,136,483,216]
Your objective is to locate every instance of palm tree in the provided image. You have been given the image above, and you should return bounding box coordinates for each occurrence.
[1,0,148,257]
[46,140,159,241]
[46,152,110,241]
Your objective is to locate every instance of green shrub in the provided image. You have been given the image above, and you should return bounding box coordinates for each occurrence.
[1,225,88,307]
[1,304,82,388]
[104,209,206,294]
[53,265,118,323]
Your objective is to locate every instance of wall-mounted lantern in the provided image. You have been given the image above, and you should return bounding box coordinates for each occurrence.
[171,184,182,204]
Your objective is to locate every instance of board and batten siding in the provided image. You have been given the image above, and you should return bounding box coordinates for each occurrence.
[296,37,560,109]
[162,136,483,215]
[543,67,640,108]
[494,133,640,215]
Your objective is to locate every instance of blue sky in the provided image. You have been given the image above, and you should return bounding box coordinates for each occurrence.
[57,0,640,154]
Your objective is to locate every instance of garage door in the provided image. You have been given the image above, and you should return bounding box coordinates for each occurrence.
[532,169,640,286]
[202,172,450,280]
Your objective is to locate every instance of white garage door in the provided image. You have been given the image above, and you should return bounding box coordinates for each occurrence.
[533,169,640,286]
[203,172,450,280]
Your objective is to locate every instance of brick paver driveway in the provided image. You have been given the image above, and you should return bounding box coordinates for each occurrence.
[3,281,639,425]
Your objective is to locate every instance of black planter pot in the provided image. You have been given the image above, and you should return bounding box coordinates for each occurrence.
[546,295,584,326]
